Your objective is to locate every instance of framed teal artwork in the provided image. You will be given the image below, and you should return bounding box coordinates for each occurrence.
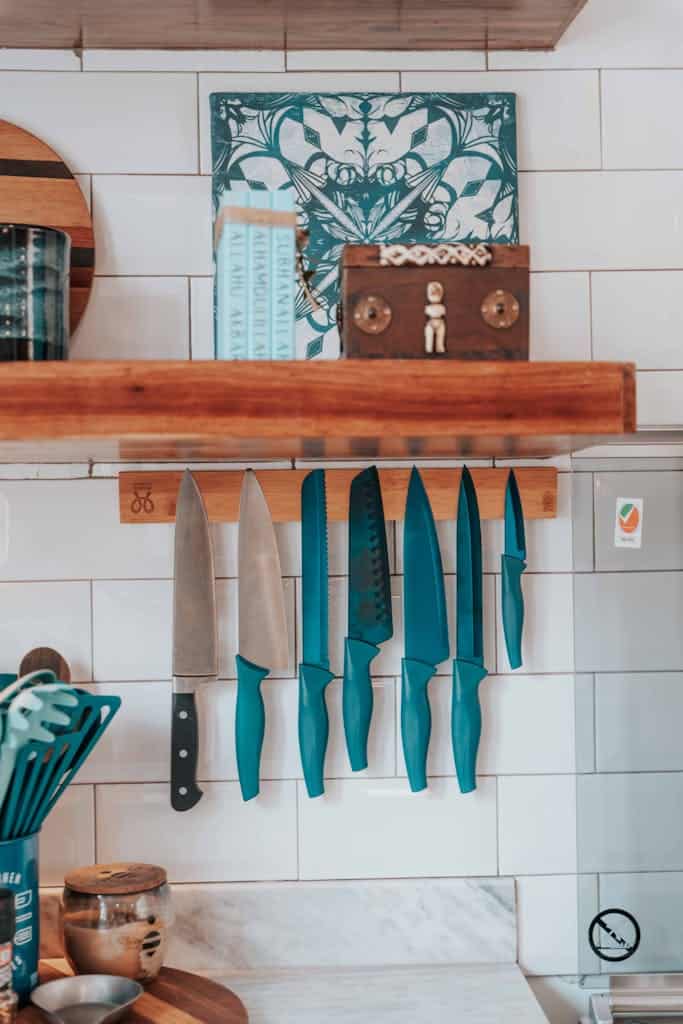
[211,92,518,359]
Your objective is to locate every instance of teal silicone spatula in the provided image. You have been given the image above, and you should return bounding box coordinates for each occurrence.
[452,466,488,794]
[236,471,289,801]
[298,469,334,798]
[501,469,527,670]
[401,467,449,793]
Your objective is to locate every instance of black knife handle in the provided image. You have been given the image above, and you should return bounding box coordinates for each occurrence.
[171,691,202,811]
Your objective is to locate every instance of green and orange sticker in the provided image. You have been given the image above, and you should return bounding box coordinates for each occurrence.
[614,498,643,548]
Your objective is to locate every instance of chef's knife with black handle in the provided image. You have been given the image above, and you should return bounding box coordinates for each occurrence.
[502,469,527,670]
[401,467,449,792]
[236,470,289,802]
[299,469,334,798]
[452,466,488,795]
[172,470,217,811]
[343,466,393,772]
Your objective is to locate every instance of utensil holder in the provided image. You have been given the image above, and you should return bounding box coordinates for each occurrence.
[0,224,71,361]
[0,831,39,1003]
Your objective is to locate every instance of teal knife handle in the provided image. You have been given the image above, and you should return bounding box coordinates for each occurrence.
[502,554,526,670]
[452,660,488,794]
[401,658,436,793]
[343,637,379,771]
[298,663,335,799]
[235,654,269,802]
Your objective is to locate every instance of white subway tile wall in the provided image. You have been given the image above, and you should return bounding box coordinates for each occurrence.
[3,6,683,1011]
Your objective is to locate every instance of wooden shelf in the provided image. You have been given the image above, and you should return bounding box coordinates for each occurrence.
[0,360,635,464]
[2,0,589,51]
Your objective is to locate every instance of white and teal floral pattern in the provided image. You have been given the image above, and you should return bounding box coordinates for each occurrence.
[210,92,518,359]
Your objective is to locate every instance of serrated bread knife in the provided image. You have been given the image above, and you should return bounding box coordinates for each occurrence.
[172,470,217,812]
[343,466,393,772]
[236,470,289,802]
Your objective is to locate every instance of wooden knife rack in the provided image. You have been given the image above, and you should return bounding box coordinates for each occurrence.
[118,467,557,523]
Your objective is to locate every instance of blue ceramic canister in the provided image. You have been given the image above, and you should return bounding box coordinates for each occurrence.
[0,223,71,361]
[0,832,39,1003]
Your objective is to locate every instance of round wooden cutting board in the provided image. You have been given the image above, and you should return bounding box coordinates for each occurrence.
[18,962,248,1023]
[0,120,95,334]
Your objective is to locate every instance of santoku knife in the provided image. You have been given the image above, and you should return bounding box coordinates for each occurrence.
[298,469,334,798]
[237,470,289,802]
[452,466,488,795]
[501,469,527,670]
[343,466,393,772]
[172,469,217,812]
[401,466,449,792]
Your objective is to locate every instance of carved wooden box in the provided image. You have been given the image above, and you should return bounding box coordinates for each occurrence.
[340,243,529,360]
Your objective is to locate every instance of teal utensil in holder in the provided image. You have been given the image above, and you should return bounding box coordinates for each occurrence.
[0,224,71,361]
[0,832,38,1003]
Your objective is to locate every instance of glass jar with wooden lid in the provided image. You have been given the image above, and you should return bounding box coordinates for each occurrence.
[61,863,173,983]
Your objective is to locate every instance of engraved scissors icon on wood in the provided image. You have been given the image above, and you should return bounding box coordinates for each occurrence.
[131,486,154,514]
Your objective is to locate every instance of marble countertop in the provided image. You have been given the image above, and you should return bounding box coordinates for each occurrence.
[209,963,550,1023]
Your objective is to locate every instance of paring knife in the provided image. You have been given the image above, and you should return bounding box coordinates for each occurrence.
[172,470,217,812]
[501,469,527,670]
[236,470,289,802]
[298,469,334,798]
[401,466,449,793]
[343,466,393,772]
[452,466,488,795]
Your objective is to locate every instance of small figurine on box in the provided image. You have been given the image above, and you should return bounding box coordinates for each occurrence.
[424,281,447,355]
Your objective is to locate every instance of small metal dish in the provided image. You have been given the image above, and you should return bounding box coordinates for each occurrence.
[31,974,143,1024]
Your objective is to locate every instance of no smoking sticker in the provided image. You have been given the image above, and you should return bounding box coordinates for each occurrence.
[614,497,643,549]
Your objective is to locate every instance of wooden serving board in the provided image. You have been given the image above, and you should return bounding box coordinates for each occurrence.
[0,120,95,334]
[18,961,248,1024]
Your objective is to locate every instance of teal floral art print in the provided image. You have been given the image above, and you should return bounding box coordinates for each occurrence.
[210,92,518,359]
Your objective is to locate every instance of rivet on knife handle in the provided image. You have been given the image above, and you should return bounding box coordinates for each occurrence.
[235,655,269,801]
[299,663,335,798]
[452,660,488,795]
[400,657,436,793]
[171,691,202,812]
[343,638,379,771]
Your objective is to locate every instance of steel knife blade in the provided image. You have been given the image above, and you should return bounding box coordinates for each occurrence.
[452,465,488,795]
[343,465,393,772]
[299,469,334,798]
[171,469,217,812]
[502,468,527,671]
[401,466,448,792]
[236,470,289,801]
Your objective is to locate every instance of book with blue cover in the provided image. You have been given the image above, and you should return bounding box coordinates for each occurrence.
[271,191,295,360]
[247,191,271,360]
[215,191,249,359]
[214,188,296,359]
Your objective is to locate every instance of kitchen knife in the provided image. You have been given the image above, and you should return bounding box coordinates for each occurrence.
[172,470,217,812]
[401,466,449,792]
[298,469,334,798]
[237,470,289,802]
[501,469,527,670]
[343,466,393,772]
[452,466,488,795]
